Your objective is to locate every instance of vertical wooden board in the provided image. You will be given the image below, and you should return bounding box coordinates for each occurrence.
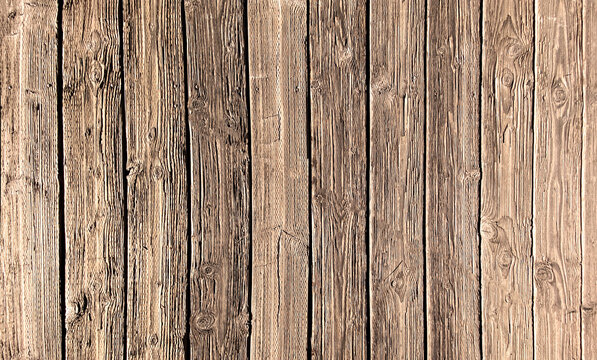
[0,0,61,359]
[309,0,368,358]
[122,0,188,357]
[369,0,425,358]
[62,0,125,357]
[583,0,597,356]
[534,0,583,359]
[426,0,481,358]
[247,0,309,358]
[183,0,251,358]
[480,0,534,358]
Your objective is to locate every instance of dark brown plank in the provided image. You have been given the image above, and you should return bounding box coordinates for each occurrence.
[309,0,368,357]
[247,0,309,358]
[480,0,534,357]
[369,0,425,358]
[62,0,125,357]
[533,0,583,358]
[122,0,188,357]
[183,0,251,358]
[426,0,482,358]
[0,0,61,358]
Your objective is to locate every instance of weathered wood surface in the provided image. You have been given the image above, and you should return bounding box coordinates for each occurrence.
[122,0,188,357]
[534,0,583,359]
[480,0,534,358]
[369,0,425,358]
[426,0,482,358]
[183,0,251,358]
[0,0,62,358]
[248,0,310,358]
[62,0,125,357]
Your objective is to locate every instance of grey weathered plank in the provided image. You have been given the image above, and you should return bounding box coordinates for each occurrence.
[369,0,425,358]
[0,0,61,358]
[426,0,482,358]
[122,0,188,357]
[183,0,251,358]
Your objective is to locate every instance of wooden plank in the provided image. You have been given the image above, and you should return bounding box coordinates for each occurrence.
[183,0,251,358]
[583,0,597,356]
[533,0,583,358]
[309,0,368,357]
[0,0,61,358]
[62,0,125,357]
[480,0,534,358]
[426,0,482,358]
[122,0,188,357]
[369,0,425,358]
[247,0,309,358]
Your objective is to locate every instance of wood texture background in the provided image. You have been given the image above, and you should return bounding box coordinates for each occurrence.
[0,0,595,359]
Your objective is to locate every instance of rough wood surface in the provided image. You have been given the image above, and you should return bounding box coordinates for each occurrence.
[309,0,368,358]
[62,0,125,357]
[122,0,188,357]
[369,0,425,358]
[248,0,310,358]
[480,0,534,358]
[183,0,251,358]
[534,0,583,359]
[0,0,61,359]
[426,0,482,358]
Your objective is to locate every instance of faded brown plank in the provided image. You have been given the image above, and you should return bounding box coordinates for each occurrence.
[533,0,583,359]
[0,0,61,359]
[583,0,597,356]
[183,0,251,358]
[369,0,425,358]
[426,0,482,358]
[122,0,188,357]
[309,0,368,357]
[480,0,534,358]
[62,0,125,357]
[247,0,309,358]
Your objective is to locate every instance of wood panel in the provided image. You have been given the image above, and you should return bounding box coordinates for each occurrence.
[183,0,251,358]
[247,0,309,358]
[369,0,425,358]
[309,0,368,358]
[122,0,188,357]
[62,0,125,357]
[426,0,482,358]
[583,0,597,356]
[480,0,534,358]
[533,0,583,359]
[0,0,61,358]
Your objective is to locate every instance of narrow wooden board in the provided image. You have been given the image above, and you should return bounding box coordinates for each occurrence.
[480,0,534,358]
[62,0,125,357]
[426,0,482,358]
[309,0,368,357]
[0,0,61,358]
[247,0,310,358]
[183,0,251,358]
[583,0,597,356]
[369,0,425,358]
[122,0,188,357]
[533,0,583,359]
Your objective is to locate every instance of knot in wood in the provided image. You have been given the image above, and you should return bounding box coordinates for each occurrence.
[193,311,216,333]
[535,262,555,283]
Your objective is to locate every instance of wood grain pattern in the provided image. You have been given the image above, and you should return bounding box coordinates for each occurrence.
[183,0,251,358]
[534,0,583,359]
[62,0,125,357]
[248,0,310,358]
[480,0,534,358]
[0,0,61,358]
[426,0,482,358]
[309,0,368,358]
[369,0,425,358]
[122,0,188,357]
